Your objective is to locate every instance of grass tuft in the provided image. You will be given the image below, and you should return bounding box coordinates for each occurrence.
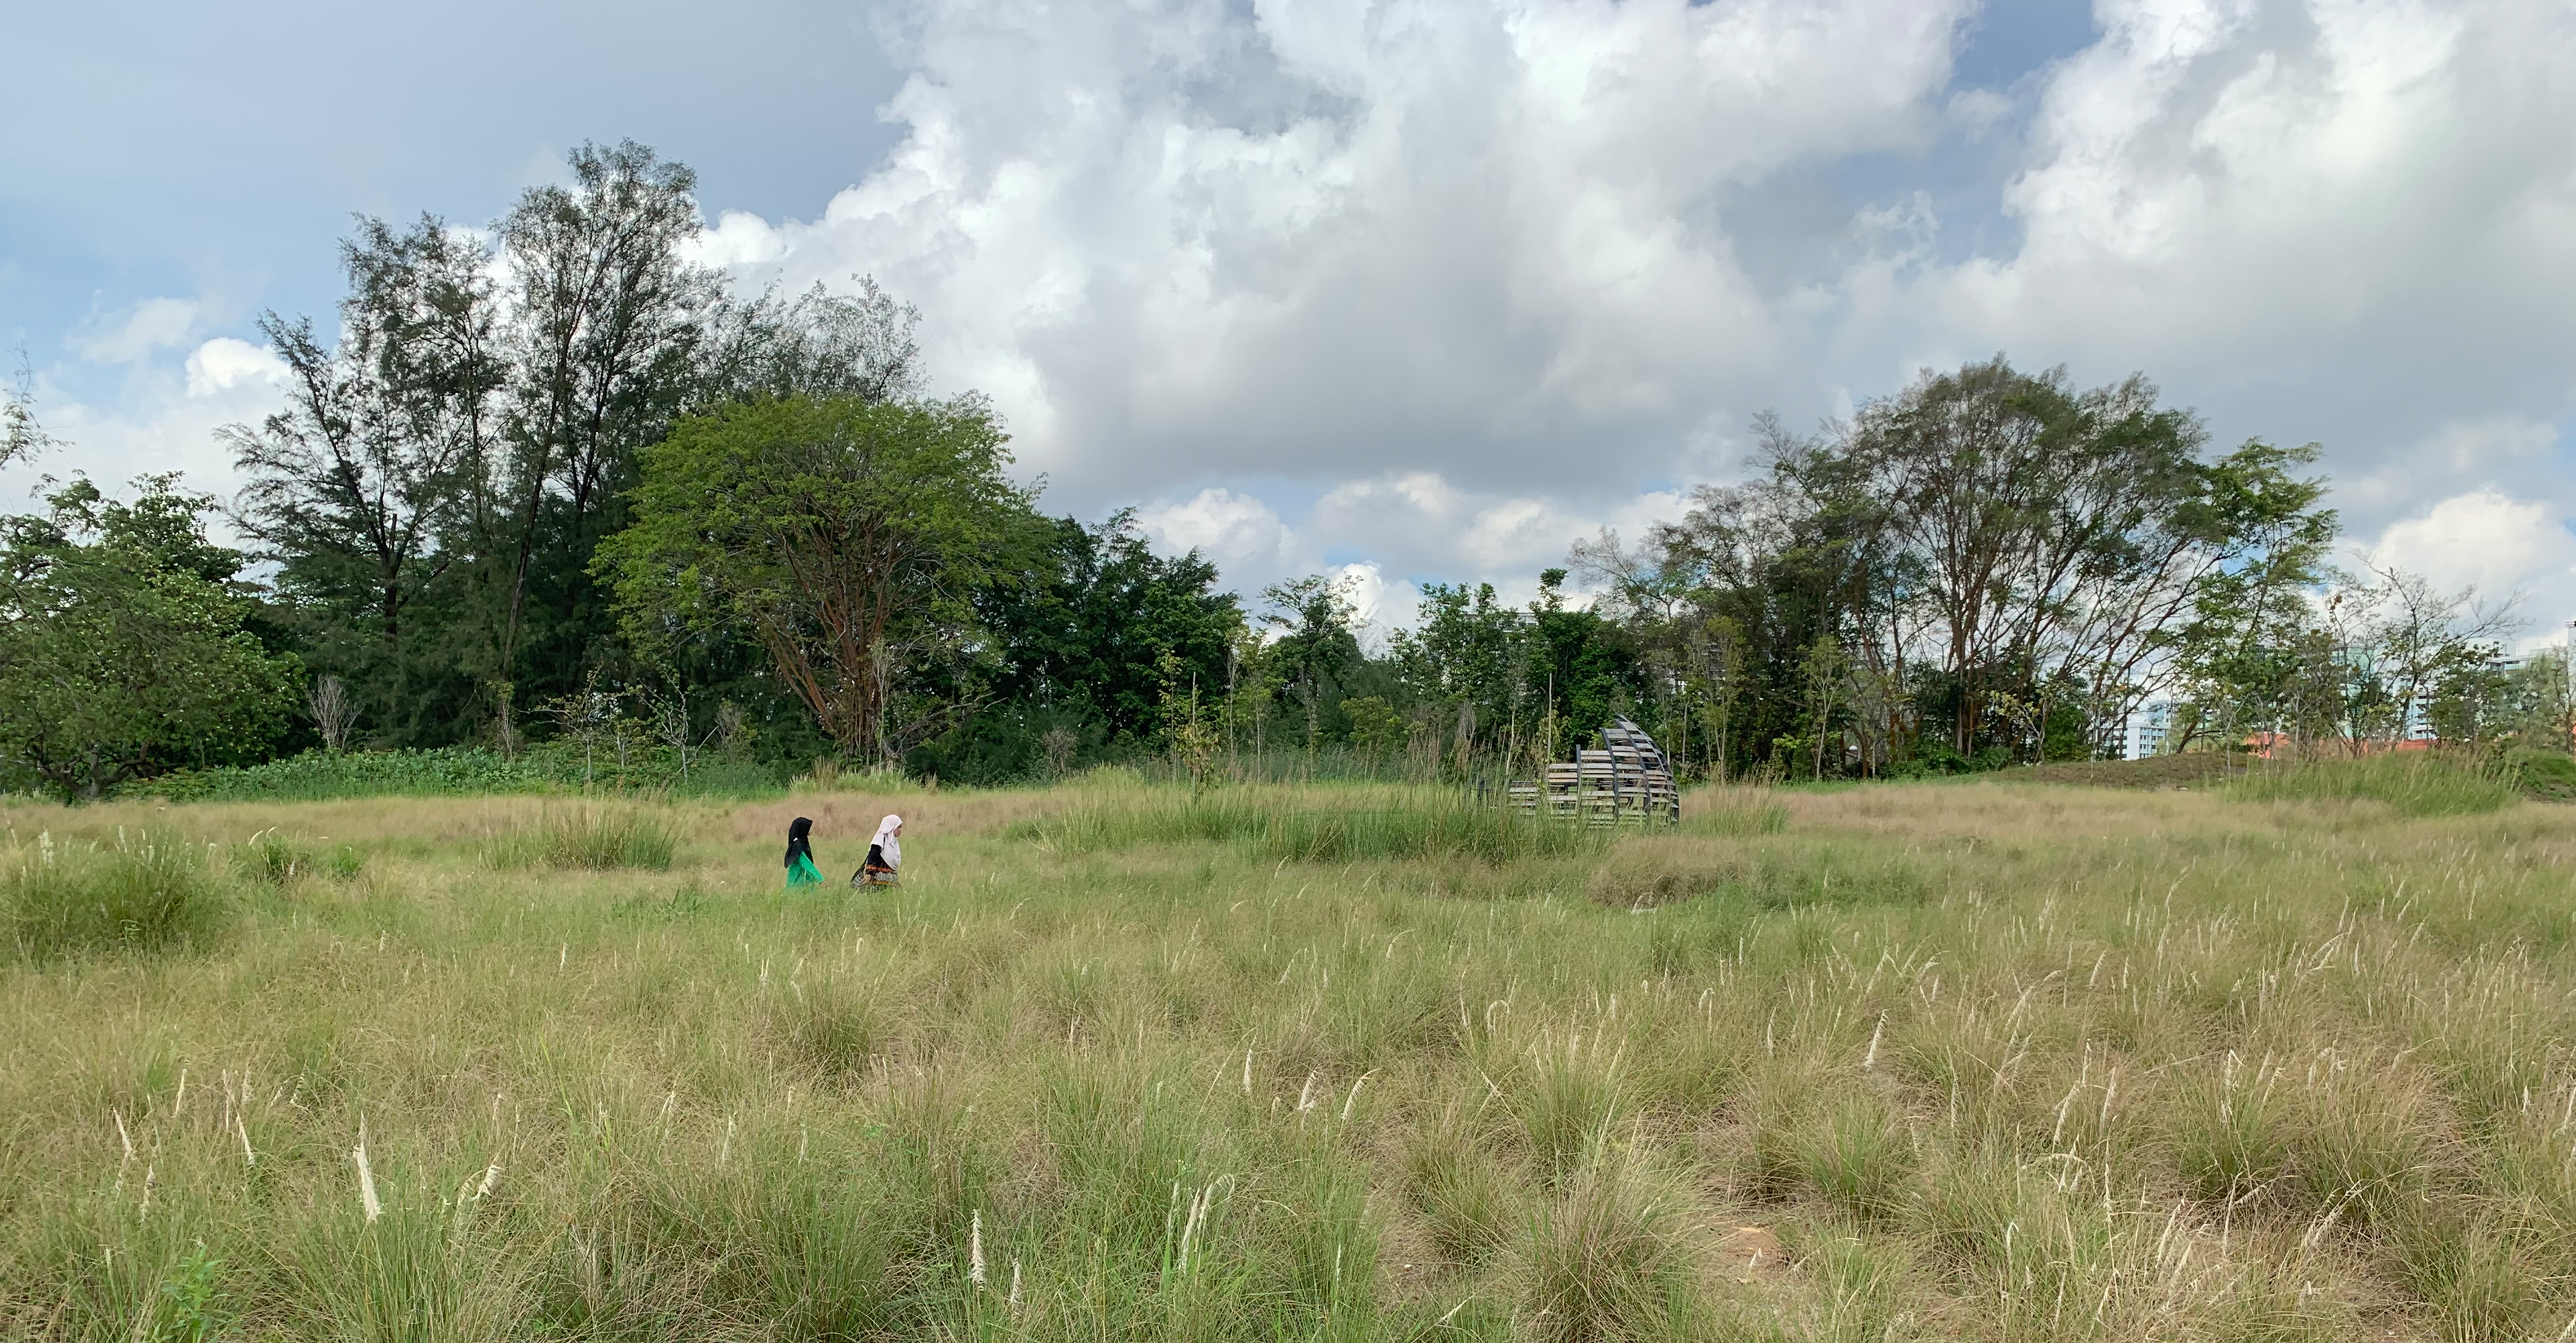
[3,831,229,958]
[485,806,680,871]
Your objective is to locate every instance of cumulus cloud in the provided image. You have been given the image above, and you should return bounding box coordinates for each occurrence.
[1864,0,2576,503]
[0,336,287,522]
[1135,486,1302,583]
[28,0,2576,632]
[2366,487,2576,606]
[712,0,1974,502]
[683,0,2576,623]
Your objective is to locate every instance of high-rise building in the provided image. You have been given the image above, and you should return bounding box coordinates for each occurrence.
[2124,702,2175,760]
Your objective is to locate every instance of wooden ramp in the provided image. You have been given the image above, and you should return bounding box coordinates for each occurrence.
[1507,716,1680,826]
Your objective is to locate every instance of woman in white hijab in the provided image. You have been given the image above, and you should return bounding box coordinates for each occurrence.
[856,814,903,887]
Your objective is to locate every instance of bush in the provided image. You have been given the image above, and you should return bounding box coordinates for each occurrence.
[127,744,789,803]
[4,832,230,958]
[486,808,680,871]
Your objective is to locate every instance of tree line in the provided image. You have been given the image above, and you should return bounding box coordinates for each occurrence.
[1,142,2563,800]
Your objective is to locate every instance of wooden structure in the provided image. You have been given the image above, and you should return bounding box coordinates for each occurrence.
[1508,716,1680,826]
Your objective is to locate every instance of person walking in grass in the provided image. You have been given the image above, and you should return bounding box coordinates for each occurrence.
[857,814,901,887]
[784,816,822,887]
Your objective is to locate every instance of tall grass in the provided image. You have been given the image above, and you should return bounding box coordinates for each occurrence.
[2,831,229,958]
[1023,785,1611,863]
[2225,751,2522,816]
[484,806,680,871]
[9,778,2576,1338]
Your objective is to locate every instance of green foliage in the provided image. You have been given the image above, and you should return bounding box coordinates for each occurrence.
[974,511,1243,748]
[132,742,785,802]
[2225,752,2521,816]
[0,476,300,800]
[151,1242,230,1343]
[2504,747,2576,802]
[1341,696,1407,762]
[598,393,1037,763]
[3,832,229,958]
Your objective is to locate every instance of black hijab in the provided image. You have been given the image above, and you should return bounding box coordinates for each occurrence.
[785,816,814,867]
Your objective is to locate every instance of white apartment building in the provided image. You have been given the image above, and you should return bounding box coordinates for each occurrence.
[2123,702,2175,760]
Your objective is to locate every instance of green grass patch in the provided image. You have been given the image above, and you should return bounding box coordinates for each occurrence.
[484,806,681,871]
[2224,751,2522,816]
[1021,787,1612,863]
[3,832,230,958]
[12,777,2576,1338]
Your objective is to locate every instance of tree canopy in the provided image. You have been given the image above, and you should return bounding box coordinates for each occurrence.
[0,477,300,799]
[596,393,1035,764]
[11,135,2506,797]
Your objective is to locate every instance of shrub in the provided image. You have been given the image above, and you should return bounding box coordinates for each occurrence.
[3,832,230,958]
[486,808,679,871]
[128,743,789,803]
[235,828,309,885]
[1512,1155,1697,1343]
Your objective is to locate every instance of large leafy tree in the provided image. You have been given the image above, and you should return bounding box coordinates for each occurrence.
[596,394,1038,763]
[0,478,300,799]
[1260,575,1364,755]
[232,143,930,749]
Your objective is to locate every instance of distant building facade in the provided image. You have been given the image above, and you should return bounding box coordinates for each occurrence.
[2123,702,2175,760]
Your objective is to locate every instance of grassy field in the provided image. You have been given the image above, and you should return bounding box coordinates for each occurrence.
[5,773,2576,1341]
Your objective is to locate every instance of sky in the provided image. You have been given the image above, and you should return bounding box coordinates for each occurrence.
[7,0,2575,640]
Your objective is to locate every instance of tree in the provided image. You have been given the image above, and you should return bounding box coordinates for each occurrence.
[0,478,300,799]
[233,143,934,755]
[1260,575,1362,757]
[1389,582,1526,763]
[974,510,1242,745]
[2334,561,2519,748]
[229,214,498,745]
[2167,442,2339,751]
[484,141,722,697]
[1844,358,2210,755]
[596,394,1037,764]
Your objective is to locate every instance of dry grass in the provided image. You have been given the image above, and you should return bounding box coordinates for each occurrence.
[3,775,2575,1340]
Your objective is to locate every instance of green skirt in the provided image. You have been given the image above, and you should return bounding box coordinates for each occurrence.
[786,854,823,887]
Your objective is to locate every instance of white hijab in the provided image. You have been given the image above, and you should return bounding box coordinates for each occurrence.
[871,814,903,867]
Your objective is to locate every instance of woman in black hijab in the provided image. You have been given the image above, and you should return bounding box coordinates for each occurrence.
[784,816,822,887]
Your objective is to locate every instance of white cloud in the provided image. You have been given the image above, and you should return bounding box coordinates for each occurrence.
[1135,486,1301,582]
[688,210,788,270]
[1,337,289,525]
[30,0,2576,632]
[1312,472,1684,589]
[1330,562,1418,642]
[677,0,2576,623]
[184,337,287,398]
[708,0,1974,502]
[72,297,200,364]
[2366,487,2576,605]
